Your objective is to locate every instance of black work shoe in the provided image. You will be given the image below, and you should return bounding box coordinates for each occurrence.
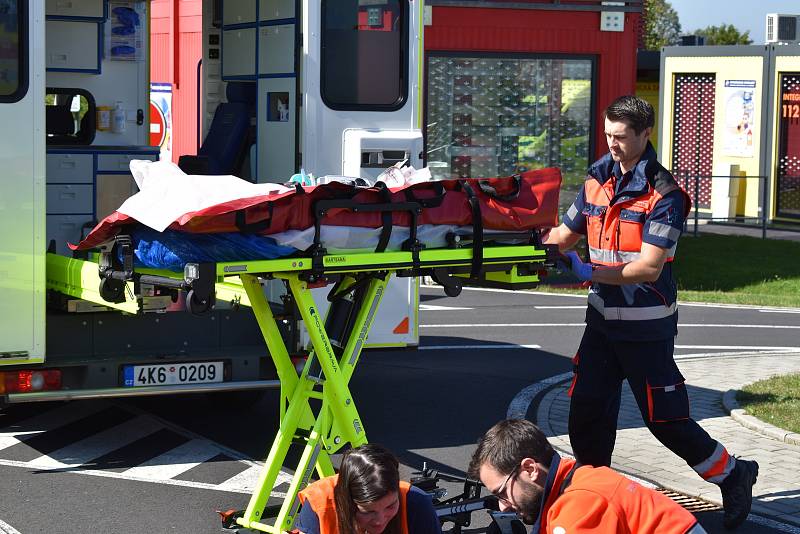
[720,458,759,530]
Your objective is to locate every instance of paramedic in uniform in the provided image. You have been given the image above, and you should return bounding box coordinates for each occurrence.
[470,419,707,533]
[293,443,441,534]
[543,95,758,530]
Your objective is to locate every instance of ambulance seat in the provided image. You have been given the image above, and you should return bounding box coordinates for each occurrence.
[178,81,256,176]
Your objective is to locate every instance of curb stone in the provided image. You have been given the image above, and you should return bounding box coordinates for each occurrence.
[722,389,800,446]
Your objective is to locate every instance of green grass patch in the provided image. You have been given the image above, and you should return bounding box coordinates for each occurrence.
[737,373,800,435]
[674,234,800,307]
[536,233,800,308]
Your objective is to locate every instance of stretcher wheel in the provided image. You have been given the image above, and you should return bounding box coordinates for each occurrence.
[186,289,213,315]
[99,278,125,303]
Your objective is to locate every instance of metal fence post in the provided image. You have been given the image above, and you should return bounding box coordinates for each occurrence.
[762,174,768,239]
[693,175,699,237]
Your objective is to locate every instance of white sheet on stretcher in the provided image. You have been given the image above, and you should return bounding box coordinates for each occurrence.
[122,160,432,234]
[122,160,294,232]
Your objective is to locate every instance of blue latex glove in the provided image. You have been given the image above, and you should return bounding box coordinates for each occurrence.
[564,250,593,281]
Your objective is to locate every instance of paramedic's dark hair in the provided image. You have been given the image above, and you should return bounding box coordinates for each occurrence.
[334,443,402,534]
[468,419,555,478]
[603,95,655,135]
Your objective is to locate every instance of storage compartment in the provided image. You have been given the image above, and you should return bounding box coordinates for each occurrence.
[96,174,137,220]
[222,28,257,78]
[222,0,257,26]
[96,153,157,173]
[46,20,100,72]
[46,153,93,183]
[257,78,296,182]
[46,184,93,214]
[47,214,95,255]
[45,0,105,19]
[259,0,295,21]
[258,24,295,75]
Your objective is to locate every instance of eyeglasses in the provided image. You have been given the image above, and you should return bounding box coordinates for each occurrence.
[491,466,519,504]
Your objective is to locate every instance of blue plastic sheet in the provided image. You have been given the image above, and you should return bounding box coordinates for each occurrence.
[128,228,297,271]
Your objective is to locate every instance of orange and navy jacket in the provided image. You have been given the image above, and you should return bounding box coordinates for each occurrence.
[535,454,699,534]
[297,475,411,534]
[563,143,691,341]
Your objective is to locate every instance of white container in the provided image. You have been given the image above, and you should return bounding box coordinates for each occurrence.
[111,102,126,133]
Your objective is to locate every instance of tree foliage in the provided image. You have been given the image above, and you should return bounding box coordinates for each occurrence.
[693,24,753,45]
[643,0,682,51]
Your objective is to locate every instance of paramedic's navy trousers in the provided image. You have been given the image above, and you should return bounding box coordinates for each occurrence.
[568,326,719,469]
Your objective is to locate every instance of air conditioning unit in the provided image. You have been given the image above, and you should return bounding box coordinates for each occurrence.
[766,14,800,44]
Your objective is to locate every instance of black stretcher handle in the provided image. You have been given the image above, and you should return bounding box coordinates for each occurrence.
[477,174,522,202]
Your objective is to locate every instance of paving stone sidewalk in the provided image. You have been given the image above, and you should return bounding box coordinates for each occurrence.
[536,352,800,527]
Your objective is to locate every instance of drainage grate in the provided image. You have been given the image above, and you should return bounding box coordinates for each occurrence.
[657,489,722,513]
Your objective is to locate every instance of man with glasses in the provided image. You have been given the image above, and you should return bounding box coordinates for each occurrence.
[469,419,707,533]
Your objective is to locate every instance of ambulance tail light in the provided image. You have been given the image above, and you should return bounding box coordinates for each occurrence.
[0,370,63,394]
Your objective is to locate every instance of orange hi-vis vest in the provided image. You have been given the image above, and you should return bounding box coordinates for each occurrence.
[570,145,692,338]
[298,475,411,534]
[540,457,698,534]
[582,158,689,269]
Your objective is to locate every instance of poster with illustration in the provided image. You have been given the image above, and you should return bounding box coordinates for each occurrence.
[106,1,145,61]
[722,80,756,158]
[150,83,172,162]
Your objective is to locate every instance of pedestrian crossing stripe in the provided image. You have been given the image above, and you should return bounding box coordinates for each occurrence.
[0,400,292,495]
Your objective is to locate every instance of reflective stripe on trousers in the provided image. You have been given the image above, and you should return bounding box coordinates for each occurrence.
[687,522,708,533]
[588,291,677,321]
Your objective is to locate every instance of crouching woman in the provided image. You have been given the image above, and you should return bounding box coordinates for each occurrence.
[294,443,442,534]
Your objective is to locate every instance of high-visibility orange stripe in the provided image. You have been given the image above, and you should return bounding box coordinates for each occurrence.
[701,449,731,480]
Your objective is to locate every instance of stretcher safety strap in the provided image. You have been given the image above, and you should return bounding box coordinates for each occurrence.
[460,181,483,279]
[375,183,393,253]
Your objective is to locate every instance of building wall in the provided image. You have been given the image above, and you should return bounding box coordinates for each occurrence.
[425,5,641,161]
[661,54,766,219]
[770,55,800,222]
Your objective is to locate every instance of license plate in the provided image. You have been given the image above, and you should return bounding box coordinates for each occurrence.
[123,362,224,387]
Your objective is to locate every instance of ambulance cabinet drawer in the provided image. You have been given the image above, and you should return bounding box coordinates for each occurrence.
[46,20,100,72]
[47,215,94,255]
[223,0,257,25]
[46,0,105,19]
[46,153,93,184]
[259,0,295,21]
[47,184,93,214]
[96,153,157,173]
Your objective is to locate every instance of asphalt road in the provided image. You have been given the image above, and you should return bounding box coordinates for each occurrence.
[1,286,799,533]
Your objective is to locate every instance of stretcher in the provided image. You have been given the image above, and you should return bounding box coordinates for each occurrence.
[49,171,560,533]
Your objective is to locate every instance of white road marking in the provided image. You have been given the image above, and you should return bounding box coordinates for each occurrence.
[423,284,800,315]
[421,323,800,329]
[419,344,541,350]
[0,519,22,534]
[419,304,473,310]
[0,456,274,495]
[0,402,286,495]
[533,305,587,309]
[216,464,293,494]
[0,402,107,452]
[421,323,586,328]
[121,438,225,480]
[29,415,162,469]
[675,345,800,351]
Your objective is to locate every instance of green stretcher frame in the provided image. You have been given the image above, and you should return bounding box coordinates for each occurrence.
[45,242,551,533]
